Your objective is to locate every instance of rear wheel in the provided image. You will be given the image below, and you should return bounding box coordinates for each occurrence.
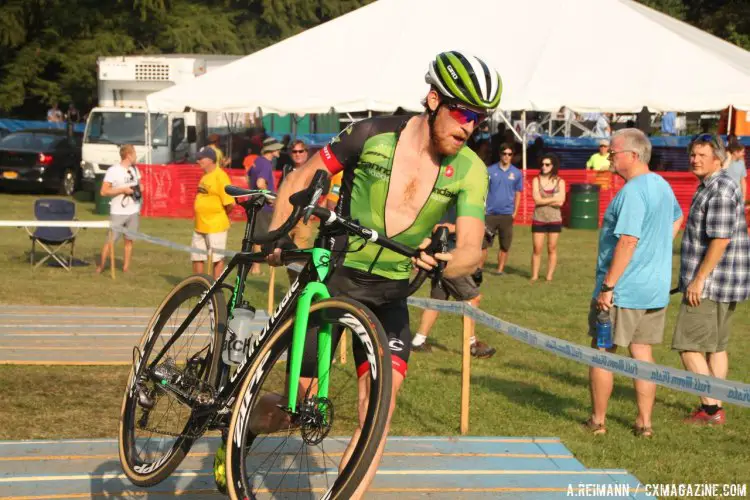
[119,274,227,486]
[60,168,77,196]
[226,297,392,500]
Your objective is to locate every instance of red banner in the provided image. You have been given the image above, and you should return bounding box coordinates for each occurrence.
[139,164,746,227]
[139,164,282,222]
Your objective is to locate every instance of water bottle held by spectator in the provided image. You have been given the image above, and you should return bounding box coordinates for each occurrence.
[596,309,613,349]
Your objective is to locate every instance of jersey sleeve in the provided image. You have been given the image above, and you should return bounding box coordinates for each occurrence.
[318,119,375,174]
[456,160,488,221]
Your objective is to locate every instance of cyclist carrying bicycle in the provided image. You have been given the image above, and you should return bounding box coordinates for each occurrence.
[215,51,503,497]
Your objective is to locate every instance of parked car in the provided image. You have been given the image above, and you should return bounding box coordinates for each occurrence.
[0,129,83,196]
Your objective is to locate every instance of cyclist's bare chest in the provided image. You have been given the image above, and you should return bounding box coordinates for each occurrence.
[384,146,440,237]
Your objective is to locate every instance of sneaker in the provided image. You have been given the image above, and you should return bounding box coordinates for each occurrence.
[470,341,496,358]
[684,407,726,425]
[213,438,227,494]
[412,340,432,353]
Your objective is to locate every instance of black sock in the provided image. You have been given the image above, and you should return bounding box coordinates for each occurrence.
[702,404,720,415]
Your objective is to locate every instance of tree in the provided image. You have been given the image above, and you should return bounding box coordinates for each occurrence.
[0,0,372,118]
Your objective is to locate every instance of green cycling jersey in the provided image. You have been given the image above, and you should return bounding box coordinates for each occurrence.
[318,115,488,280]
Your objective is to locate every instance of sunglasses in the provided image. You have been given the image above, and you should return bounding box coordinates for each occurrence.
[502,152,513,156]
[445,103,488,126]
[541,162,553,166]
[291,149,307,154]
[690,133,724,151]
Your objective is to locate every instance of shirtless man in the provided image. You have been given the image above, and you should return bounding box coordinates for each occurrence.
[214,51,503,498]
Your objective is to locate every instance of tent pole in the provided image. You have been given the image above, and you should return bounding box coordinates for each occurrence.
[728,106,734,136]
[522,110,527,225]
[548,112,553,136]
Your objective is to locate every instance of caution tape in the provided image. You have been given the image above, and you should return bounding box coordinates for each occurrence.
[113,227,750,408]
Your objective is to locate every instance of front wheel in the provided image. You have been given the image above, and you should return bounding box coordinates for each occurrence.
[226,297,392,500]
[119,274,227,487]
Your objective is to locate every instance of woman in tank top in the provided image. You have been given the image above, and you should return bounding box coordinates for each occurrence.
[531,153,566,282]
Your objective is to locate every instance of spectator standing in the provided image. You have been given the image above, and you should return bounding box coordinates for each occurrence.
[673,134,750,425]
[661,112,677,136]
[281,140,313,249]
[248,137,282,274]
[208,134,230,168]
[585,129,683,438]
[96,144,143,274]
[530,153,566,282]
[66,104,80,123]
[725,141,747,203]
[483,143,523,275]
[586,140,611,171]
[192,146,235,279]
[47,103,63,123]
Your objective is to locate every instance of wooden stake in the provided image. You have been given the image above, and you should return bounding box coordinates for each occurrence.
[460,313,474,435]
[267,266,276,315]
[340,330,347,364]
[109,231,115,280]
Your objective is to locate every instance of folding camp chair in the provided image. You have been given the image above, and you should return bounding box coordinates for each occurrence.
[27,199,79,270]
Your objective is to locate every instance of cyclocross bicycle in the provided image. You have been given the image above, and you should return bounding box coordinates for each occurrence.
[118,171,447,499]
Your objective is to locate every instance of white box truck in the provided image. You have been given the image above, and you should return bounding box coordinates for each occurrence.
[80,55,241,191]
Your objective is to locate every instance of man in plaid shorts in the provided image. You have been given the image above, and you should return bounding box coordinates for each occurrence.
[674,134,750,425]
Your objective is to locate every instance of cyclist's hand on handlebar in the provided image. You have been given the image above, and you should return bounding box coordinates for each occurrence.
[266,247,284,267]
[411,237,452,272]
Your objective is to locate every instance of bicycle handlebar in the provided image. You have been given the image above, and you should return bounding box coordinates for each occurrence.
[226,170,450,295]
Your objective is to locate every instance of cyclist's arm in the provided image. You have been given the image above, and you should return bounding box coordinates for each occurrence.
[445,216,483,278]
[442,160,488,278]
[268,154,329,232]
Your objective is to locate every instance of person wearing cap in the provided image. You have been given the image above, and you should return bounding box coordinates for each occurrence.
[247,137,282,274]
[192,146,235,279]
[208,134,230,168]
[586,140,611,171]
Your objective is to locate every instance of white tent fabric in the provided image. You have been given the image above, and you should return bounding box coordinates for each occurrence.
[147,0,750,114]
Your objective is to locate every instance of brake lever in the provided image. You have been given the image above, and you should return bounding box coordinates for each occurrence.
[303,187,323,224]
[428,226,450,289]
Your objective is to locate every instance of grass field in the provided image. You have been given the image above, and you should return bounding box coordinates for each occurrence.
[0,193,749,486]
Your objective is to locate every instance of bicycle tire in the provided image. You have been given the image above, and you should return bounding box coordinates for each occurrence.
[119,274,227,487]
[225,296,392,500]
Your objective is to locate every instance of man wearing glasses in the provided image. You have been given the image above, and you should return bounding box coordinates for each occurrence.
[483,143,523,275]
[239,51,500,498]
[586,140,611,171]
[585,128,682,438]
[673,134,750,425]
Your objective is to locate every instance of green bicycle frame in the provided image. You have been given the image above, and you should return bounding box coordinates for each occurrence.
[287,247,333,413]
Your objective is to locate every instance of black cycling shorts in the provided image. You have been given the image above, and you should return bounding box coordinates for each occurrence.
[300,266,411,379]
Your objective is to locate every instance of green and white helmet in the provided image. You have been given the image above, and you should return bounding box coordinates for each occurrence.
[425,51,502,110]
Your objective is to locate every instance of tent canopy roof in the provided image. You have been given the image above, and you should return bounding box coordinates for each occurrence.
[147,0,750,114]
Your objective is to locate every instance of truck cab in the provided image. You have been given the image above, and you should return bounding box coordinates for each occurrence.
[80,55,238,190]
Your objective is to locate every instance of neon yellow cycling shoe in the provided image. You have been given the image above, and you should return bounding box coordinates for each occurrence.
[213,439,227,495]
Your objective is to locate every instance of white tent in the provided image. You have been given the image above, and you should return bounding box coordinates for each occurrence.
[147,0,750,114]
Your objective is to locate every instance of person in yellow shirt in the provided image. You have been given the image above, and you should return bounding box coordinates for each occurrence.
[192,146,235,279]
[327,170,343,211]
[586,140,611,171]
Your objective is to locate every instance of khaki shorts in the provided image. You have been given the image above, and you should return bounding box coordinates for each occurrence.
[672,299,736,353]
[588,300,666,347]
[191,231,228,263]
[431,275,480,302]
[485,214,514,252]
[110,213,139,242]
